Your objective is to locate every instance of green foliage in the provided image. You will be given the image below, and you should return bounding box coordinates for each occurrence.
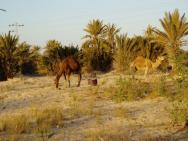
[16,43,42,75]
[153,77,167,97]
[114,34,165,72]
[170,93,188,125]
[105,24,120,52]
[43,40,79,74]
[166,61,188,125]
[154,9,188,70]
[81,41,113,72]
[0,33,43,79]
[114,34,137,71]
[82,19,118,72]
[105,77,149,102]
[0,32,19,79]
[83,19,106,47]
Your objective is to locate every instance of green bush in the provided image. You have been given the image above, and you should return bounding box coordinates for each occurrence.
[167,60,188,126]
[81,44,113,72]
[170,94,188,126]
[43,40,79,74]
[105,77,150,102]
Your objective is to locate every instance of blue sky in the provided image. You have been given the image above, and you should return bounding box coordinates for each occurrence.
[1,0,188,48]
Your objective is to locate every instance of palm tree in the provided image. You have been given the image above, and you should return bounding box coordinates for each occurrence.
[43,40,62,74]
[83,19,106,49]
[105,24,120,52]
[0,32,19,79]
[144,25,157,39]
[82,19,112,72]
[16,42,30,65]
[154,9,188,68]
[16,43,41,74]
[114,34,138,71]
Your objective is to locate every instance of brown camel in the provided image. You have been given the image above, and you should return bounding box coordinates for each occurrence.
[54,56,82,89]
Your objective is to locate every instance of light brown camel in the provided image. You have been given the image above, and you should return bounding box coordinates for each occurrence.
[130,56,165,77]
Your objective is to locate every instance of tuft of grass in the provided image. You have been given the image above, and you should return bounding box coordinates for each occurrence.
[0,114,28,134]
[113,106,128,118]
[33,107,64,129]
[166,74,188,126]
[0,84,13,93]
[68,94,82,118]
[0,106,64,140]
[11,115,28,134]
[35,121,50,141]
[31,107,64,140]
[86,125,131,141]
[153,76,167,97]
[94,109,103,125]
[67,94,95,119]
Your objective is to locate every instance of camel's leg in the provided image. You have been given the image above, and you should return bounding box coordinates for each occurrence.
[77,72,82,87]
[66,69,71,88]
[63,72,66,80]
[55,71,63,89]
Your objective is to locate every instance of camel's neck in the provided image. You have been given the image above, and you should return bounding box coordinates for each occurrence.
[152,59,162,69]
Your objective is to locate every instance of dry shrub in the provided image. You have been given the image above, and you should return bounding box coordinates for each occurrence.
[0,114,28,134]
[0,106,64,138]
[32,107,64,129]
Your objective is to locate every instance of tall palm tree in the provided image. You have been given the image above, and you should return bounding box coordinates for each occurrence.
[16,42,30,65]
[105,24,120,52]
[0,32,19,79]
[114,34,138,71]
[16,42,41,74]
[83,19,106,49]
[154,9,188,68]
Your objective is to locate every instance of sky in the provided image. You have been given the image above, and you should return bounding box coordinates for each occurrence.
[1,0,188,49]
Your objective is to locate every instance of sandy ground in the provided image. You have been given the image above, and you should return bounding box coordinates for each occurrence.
[0,72,187,141]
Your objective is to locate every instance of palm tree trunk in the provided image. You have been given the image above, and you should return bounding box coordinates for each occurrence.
[166,46,176,73]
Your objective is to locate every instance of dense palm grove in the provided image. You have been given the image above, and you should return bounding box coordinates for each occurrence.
[0,9,188,81]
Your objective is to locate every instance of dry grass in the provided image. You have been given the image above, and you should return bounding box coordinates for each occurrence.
[0,73,187,140]
[0,106,64,141]
[67,93,95,119]
[0,114,28,134]
[85,123,132,141]
[112,106,128,118]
